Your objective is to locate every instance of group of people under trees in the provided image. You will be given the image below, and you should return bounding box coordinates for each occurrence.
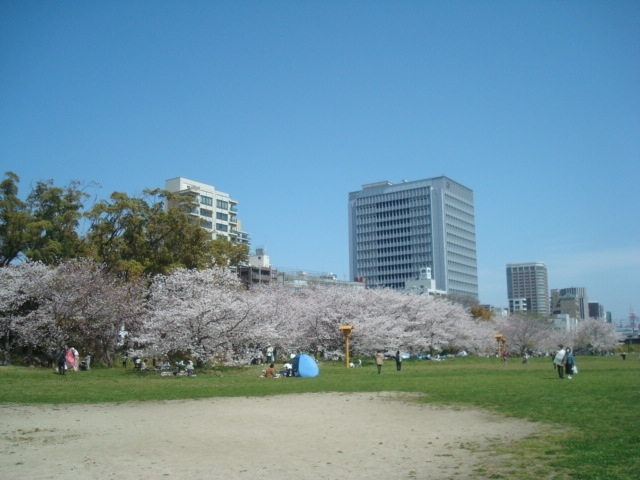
[250,344,276,365]
[261,352,295,378]
[126,356,196,376]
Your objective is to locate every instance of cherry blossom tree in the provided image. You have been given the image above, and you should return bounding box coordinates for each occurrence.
[389,293,473,356]
[494,314,555,356]
[451,317,496,355]
[323,288,481,358]
[26,259,146,366]
[245,284,301,360]
[575,318,624,354]
[290,285,374,357]
[0,262,52,364]
[136,267,267,365]
[351,287,412,354]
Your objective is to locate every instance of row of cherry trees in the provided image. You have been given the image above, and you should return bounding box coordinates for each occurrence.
[1,260,144,366]
[136,268,496,365]
[1,260,623,367]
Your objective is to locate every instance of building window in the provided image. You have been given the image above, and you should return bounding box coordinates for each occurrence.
[216,212,228,221]
[200,208,213,218]
[202,221,213,229]
[200,195,213,206]
[216,223,228,232]
[217,199,228,210]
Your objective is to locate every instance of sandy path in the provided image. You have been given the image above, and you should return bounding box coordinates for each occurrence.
[0,392,540,480]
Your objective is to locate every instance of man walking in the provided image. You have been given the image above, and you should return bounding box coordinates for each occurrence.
[553,345,566,379]
[375,351,384,374]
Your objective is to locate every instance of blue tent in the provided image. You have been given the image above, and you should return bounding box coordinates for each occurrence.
[292,353,319,377]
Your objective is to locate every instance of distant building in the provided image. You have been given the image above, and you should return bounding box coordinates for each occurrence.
[494,307,509,318]
[552,313,579,331]
[238,248,274,287]
[275,268,366,292]
[509,297,528,313]
[249,247,271,268]
[348,177,478,298]
[551,287,589,320]
[403,267,446,296]
[165,177,250,246]
[588,302,605,319]
[506,262,549,315]
[480,305,509,318]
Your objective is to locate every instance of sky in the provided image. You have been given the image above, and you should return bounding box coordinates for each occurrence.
[1,1,639,322]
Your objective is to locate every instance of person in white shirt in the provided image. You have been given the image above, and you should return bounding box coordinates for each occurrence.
[552,345,566,379]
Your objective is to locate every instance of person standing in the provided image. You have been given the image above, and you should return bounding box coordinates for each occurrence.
[72,347,79,372]
[65,347,75,372]
[375,350,384,374]
[266,345,274,364]
[395,350,402,371]
[553,344,566,379]
[57,348,67,375]
[564,347,575,380]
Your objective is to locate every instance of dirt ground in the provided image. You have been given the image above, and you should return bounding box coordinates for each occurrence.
[0,392,541,480]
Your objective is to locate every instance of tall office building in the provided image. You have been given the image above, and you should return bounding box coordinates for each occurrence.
[551,287,589,320]
[506,262,549,315]
[348,177,478,298]
[165,177,250,246]
[588,302,605,320]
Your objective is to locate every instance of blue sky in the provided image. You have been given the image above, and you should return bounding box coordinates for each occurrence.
[2,1,638,321]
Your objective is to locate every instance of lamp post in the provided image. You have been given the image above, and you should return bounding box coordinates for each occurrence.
[339,325,354,368]
[493,333,506,358]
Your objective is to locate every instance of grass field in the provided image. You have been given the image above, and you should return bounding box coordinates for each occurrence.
[1,354,638,480]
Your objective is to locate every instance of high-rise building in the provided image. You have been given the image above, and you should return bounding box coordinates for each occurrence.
[165,177,250,246]
[588,302,605,319]
[506,262,549,315]
[551,287,589,320]
[348,177,478,298]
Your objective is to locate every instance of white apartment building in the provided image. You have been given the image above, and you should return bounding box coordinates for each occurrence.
[165,177,250,246]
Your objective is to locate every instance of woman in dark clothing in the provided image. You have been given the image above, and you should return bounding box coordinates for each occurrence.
[564,347,575,379]
[57,349,66,375]
[395,350,402,371]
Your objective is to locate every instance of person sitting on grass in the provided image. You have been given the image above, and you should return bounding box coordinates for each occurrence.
[185,360,195,376]
[263,363,279,378]
[279,362,293,377]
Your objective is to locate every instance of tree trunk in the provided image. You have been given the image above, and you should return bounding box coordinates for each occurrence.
[2,334,12,365]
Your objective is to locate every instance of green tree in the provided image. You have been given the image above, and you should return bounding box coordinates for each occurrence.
[0,172,30,267]
[211,237,249,269]
[24,179,92,265]
[85,189,220,278]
